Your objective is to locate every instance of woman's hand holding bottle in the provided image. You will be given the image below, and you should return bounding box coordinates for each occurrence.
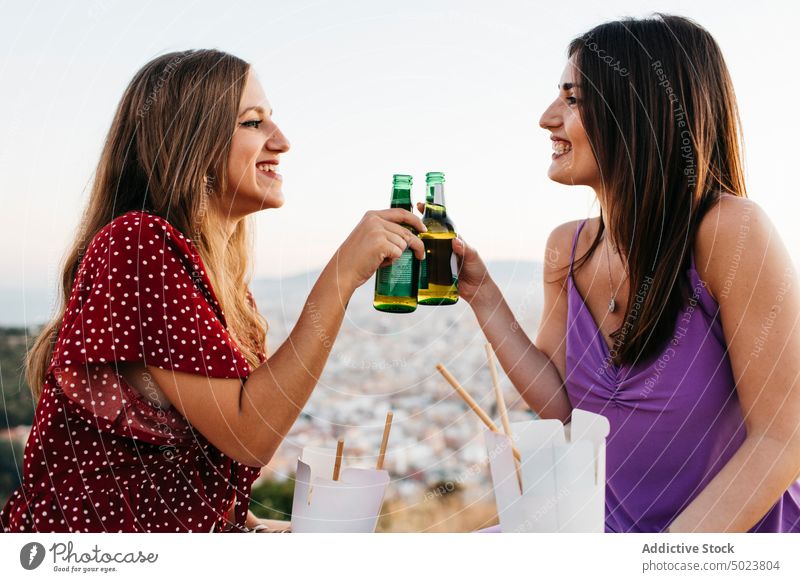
[415,201,493,305]
[335,209,427,293]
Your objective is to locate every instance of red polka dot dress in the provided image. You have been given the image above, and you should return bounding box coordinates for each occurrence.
[0,210,264,532]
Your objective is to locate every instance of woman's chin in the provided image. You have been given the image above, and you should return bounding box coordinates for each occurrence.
[256,189,284,210]
[547,168,571,185]
[547,166,590,187]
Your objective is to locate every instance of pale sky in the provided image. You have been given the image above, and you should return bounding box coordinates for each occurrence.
[1,0,797,303]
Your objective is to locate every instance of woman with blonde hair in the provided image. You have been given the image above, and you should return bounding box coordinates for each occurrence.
[1,49,425,532]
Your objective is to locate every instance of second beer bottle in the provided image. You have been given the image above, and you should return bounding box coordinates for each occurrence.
[373,174,421,313]
[418,171,458,305]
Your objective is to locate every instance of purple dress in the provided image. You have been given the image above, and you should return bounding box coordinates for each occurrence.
[565,218,800,532]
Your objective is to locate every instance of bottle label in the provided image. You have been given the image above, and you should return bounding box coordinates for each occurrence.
[376,249,415,297]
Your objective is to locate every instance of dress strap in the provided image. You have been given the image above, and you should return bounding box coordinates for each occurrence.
[569,219,589,277]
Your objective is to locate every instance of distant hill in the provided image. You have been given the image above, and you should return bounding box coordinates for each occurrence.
[2,260,542,328]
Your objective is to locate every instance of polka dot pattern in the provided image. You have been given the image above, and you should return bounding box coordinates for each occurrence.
[0,210,264,532]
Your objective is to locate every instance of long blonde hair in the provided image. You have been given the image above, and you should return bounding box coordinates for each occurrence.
[26,49,267,400]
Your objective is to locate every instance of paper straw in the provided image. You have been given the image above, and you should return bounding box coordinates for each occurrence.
[376,411,393,470]
[435,363,521,462]
[332,439,344,481]
[485,343,513,436]
[485,343,522,492]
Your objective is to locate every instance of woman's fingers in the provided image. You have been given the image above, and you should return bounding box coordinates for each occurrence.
[375,208,426,234]
[384,221,426,260]
[416,201,425,214]
[377,237,405,269]
[384,231,408,256]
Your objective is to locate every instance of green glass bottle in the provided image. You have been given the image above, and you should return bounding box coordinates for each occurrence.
[373,174,420,313]
[418,171,458,305]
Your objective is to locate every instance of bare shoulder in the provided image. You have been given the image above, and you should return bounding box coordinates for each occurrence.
[694,194,777,303]
[536,218,591,378]
[543,218,590,287]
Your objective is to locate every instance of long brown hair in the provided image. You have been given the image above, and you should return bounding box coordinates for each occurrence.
[26,49,267,399]
[565,14,746,367]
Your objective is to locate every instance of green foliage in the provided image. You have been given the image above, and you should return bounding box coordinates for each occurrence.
[248,477,295,521]
[0,437,24,509]
[0,326,37,510]
[0,327,36,430]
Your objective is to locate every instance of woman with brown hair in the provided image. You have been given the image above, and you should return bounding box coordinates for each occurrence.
[0,50,426,532]
[452,14,800,532]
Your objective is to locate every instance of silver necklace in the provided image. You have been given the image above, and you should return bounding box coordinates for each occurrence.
[604,233,628,313]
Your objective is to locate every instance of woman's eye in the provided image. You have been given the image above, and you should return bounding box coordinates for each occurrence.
[240,119,263,129]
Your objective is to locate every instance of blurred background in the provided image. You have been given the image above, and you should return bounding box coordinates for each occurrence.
[1,0,797,531]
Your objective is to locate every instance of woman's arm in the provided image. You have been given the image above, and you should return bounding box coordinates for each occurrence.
[668,198,800,532]
[448,222,573,423]
[144,209,427,467]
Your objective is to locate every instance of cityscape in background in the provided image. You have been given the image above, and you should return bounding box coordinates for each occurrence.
[0,260,543,531]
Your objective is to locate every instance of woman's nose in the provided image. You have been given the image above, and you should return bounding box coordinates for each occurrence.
[539,99,561,130]
[267,125,290,153]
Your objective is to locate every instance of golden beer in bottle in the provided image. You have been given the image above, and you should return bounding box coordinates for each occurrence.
[418,171,458,305]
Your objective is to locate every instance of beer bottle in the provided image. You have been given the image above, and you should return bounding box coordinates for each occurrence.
[418,171,458,305]
[373,174,421,313]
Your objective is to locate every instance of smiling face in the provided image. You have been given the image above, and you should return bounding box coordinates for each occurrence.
[539,56,601,190]
[224,69,290,216]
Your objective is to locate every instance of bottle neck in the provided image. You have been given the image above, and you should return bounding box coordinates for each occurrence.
[390,187,412,210]
[425,182,446,218]
[427,183,446,206]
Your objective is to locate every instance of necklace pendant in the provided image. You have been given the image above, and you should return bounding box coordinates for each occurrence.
[608,298,616,313]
